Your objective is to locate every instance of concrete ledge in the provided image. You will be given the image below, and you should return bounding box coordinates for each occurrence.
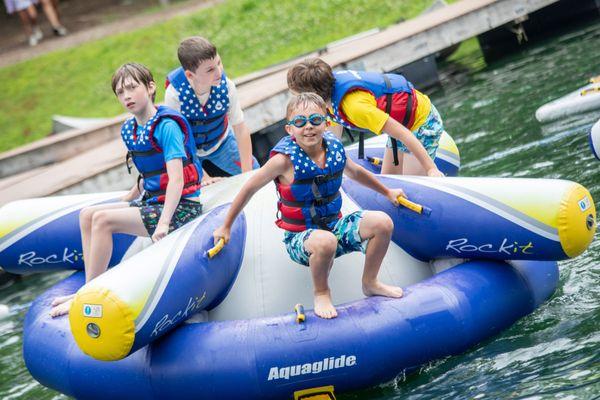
[0,114,125,179]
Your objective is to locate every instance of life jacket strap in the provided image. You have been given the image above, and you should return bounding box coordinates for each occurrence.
[383,74,400,166]
[193,117,229,149]
[280,213,339,231]
[190,113,224,126]
[294,170,343,185]
[145,180,199,198]
[129,148,161,157]
[358,131,365,160]
[280,191,340,208]
[343,127,355,143]
[141,159,192,179]
[125,152,133,174]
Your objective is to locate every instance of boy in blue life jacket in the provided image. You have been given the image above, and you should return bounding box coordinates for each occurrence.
[287,58,445,177]
[213,93,405,319]
[165,36,259,178]
[50,63,203,317]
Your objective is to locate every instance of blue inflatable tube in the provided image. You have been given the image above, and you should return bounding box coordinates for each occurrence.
[343,176,595,261]
[346,131,461,177]
[23,259,558,399]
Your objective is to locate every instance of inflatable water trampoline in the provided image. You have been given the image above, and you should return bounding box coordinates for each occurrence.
[1,137,596,399]
[535,78,600,123]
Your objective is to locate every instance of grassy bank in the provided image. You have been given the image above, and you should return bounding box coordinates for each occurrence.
[0,0,457,152]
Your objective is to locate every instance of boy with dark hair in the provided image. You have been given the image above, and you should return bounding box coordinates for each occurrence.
[288,58,445,177]
[50,63,203,317]
[165,36,259,177]
[213,93,405,319]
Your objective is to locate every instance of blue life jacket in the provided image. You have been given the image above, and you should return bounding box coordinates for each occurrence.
[121,106,202,204]
[270,133,346,232]
[329,70,417,164]
[166,67,230,152]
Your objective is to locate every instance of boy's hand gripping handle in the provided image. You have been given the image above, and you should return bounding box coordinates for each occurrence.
[207,238,225,259]
[397,196,432,216]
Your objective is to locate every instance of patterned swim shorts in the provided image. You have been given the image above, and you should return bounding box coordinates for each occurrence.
[386,104,444,159]
[130,199,203,236]
[283,211,367,266]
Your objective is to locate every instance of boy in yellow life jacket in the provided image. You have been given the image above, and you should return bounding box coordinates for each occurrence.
[287,58,445,177]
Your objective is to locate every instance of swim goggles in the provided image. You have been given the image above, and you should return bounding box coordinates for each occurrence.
[287,114,326,128]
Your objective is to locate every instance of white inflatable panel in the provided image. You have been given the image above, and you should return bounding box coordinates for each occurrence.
[209,177,431,321]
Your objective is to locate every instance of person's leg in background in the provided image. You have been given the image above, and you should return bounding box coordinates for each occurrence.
[14,1,43,46]
[38,0,67,36]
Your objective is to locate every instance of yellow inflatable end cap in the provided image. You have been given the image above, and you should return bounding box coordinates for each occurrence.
[69,287,135,361]
[439,131,460,157]
[558,184,596,258]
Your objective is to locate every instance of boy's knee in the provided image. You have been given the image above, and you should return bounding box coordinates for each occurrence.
[91,210,114,232]
[371,212,394,235]
[79,207,95,227]
[309,231,337,256]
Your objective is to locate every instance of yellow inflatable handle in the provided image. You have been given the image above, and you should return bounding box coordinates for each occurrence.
[397,196,432,216]
[207,238,225,259]
[589,75,600,84]
[367,156,383,166]
[294,303,306,324]
[581,85,600,96]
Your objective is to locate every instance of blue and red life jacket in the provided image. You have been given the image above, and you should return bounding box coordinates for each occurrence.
[329,70,417,164]
[166,67,230,152]
[270,133,346,232]
[121,105,202,204]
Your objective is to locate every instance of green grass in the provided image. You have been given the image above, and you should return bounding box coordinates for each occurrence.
[0,0,457,152]
[444,37,486,71]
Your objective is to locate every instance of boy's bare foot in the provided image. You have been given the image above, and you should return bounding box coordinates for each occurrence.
[51,294,75,307]
[314,290,337,319]
[363,281,404,298]
[49,299,73,318]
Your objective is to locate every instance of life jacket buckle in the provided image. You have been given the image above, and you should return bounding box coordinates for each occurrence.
[125,151,133,174]
[313,197,327,206]
[313,175,328,185]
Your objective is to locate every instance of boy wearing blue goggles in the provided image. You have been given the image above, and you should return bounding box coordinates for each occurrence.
[287,113,327,128]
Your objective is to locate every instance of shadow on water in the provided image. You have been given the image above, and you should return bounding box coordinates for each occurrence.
[1,19,600,400]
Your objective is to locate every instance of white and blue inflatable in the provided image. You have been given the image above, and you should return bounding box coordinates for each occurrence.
[536,79,600,123]
[589,118,600,160]
[1,136,596,399]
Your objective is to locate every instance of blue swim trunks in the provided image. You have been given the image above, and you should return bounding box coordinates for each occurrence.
[386,104,443,159]
[198,129,260,177]
[283,211,367,266]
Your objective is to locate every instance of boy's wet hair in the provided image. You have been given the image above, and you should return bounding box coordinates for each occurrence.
[111,63,156,102]
[287,58,335,102]
[178,36,217,72]
[286,92,327,119]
